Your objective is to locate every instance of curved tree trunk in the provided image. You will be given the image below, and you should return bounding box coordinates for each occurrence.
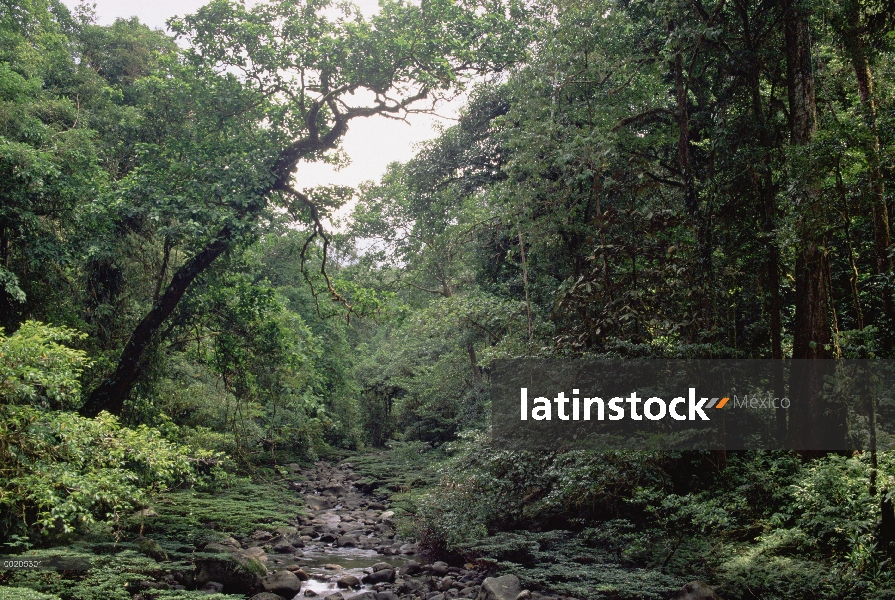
[81,227,233,417]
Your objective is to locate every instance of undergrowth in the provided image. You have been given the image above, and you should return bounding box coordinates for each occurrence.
[0,476,305,600]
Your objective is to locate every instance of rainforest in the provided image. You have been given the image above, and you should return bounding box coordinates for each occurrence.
[3,0,895,598]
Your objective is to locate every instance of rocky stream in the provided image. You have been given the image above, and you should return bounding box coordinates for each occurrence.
[188,460,540,600]
[153,460,719,600]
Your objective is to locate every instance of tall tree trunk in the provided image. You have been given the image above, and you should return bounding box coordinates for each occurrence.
[81,226,233,417]
[783,0,839,453]
[671,20,711,338]
[742,0,787,440]
[848,36,893,353]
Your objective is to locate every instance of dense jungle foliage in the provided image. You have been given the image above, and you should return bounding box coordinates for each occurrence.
[4,0,895,598]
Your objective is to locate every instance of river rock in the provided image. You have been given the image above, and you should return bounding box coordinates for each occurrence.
[243,546,268,561]
[674,581,722,600]
[363,568,395,584]
[403,559,422,575]
[286,566,310,580]
[477,575,522,600]
[258,570,303,597]
[324,484,348,496]
[431,561,450,576]
[371,562,393,572]
[307,496,332,510]
[272,541,296,553]
[202,581,224,593]
[195,554,266,594]
[250,594,286,600]
[337,574,361,589]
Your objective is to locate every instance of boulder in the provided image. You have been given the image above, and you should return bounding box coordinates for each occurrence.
[477,575,522,600]
[323,593,344,600]
[286,567,310,581]
[258,569,303,597]
[323,485,348,496]
[250,594,286,600]
[272,541,296,554]
[371,562,393,572]
[135,537,168,562]
[674,581,722,600]
[336,574,361,589]
[396,577,430,595]
[362,568,395,584]
[403,559,422,575]
[374,593,400,600]
[195,554,267,594]
[243,546,268,561]
[306,496,332,511]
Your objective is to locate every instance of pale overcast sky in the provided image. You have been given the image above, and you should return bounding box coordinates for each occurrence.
[61,0,467,220]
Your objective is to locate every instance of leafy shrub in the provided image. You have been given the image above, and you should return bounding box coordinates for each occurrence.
[790,454,878,553]
[0,407,209,540]
[0,321,90,409]
[0,322,227,542]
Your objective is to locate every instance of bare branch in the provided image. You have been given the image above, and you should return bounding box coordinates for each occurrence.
[278,184,354,318]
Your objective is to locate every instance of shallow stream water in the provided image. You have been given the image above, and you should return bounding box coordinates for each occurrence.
[267,544,419,598]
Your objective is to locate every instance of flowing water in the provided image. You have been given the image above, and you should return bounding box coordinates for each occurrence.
[267,543,418,598]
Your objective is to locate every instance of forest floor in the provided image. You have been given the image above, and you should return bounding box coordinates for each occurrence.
[0,459,552,600]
